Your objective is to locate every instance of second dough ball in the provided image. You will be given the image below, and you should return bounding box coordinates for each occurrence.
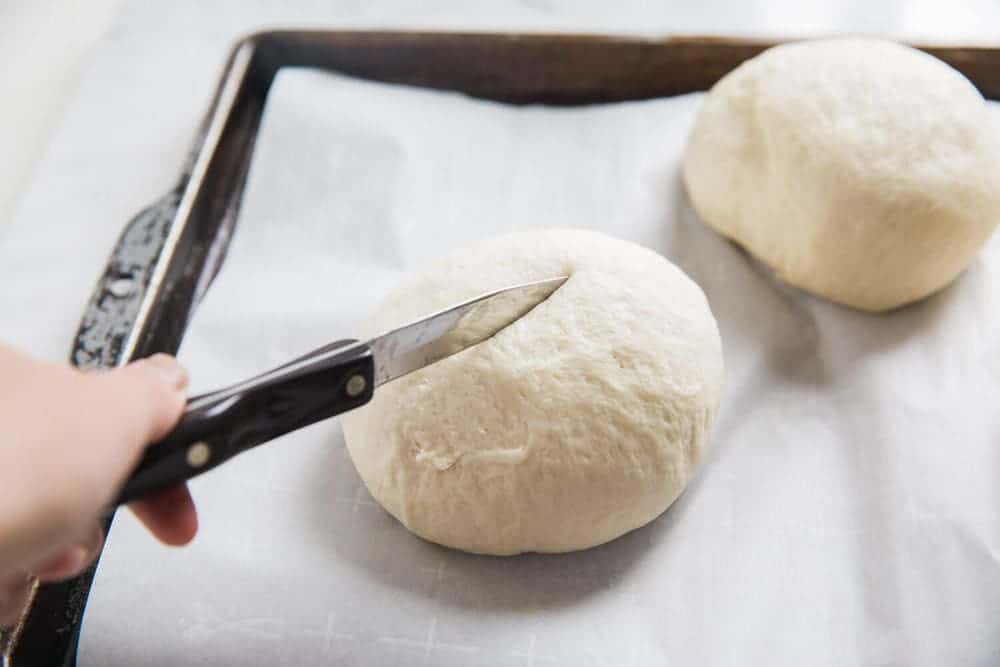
[342,229,723,555]
[683,38,1000,312]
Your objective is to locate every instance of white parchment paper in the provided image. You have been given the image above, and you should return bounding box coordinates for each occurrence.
[2,2,1000,666]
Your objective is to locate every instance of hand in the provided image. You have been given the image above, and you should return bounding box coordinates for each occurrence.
[0,346,196,626]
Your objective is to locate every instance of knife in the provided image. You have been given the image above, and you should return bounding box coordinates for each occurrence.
[115,276,566,505]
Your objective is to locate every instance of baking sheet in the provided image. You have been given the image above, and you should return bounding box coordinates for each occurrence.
[71,59,1000,666]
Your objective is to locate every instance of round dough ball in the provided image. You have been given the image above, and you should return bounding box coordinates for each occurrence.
[683,38,1000,312]
[342,229,723,555]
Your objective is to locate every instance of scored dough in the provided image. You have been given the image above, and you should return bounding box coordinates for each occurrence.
[683,38,1000,312]
[341,229,723,555]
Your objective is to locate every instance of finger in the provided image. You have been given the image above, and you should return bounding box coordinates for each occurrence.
[32,525,103,582]
[128,483,198,546]
[77,354,189,508]
[0,574,32,627]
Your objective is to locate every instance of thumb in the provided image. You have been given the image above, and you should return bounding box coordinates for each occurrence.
[93,354,189,447]
[71,354,188,510]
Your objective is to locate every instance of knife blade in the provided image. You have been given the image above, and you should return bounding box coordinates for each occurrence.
[115,275,567,504]
[370,275,566,386]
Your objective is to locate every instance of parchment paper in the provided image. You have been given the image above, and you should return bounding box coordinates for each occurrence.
[1,2,1000,666]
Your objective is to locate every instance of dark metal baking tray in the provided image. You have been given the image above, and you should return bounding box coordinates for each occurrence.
[3,29,999,666]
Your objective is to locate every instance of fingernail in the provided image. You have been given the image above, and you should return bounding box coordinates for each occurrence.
[144,354,188,390]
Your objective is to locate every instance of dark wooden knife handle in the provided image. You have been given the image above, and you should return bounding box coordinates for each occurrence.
[115,339,374,505]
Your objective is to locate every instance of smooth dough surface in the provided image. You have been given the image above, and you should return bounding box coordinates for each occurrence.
[342,229,723,555]
[683,38,1000,312]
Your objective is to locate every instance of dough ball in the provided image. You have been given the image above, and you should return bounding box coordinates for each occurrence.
[342,229,723,555]
[683,38,1000,312]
